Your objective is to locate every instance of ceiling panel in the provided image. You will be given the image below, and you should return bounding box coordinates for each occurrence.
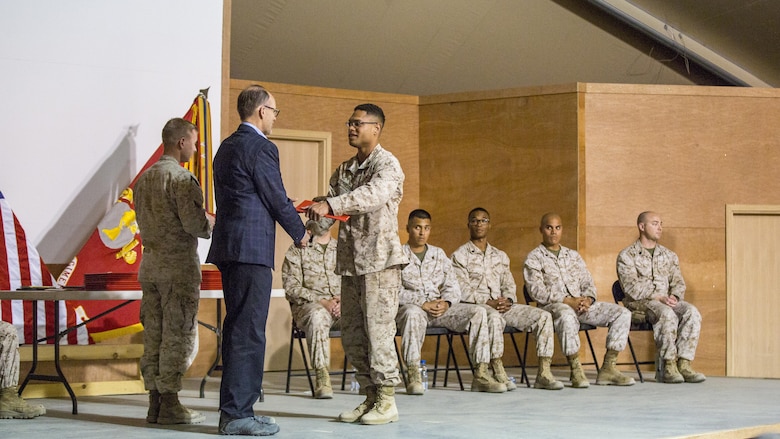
[230,0,776,96]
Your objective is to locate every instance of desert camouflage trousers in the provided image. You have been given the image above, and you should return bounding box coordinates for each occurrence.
[396,302,503,365]
[341,268,402,388]
[492,304,555,358]
[628,299,701,361]
[140,281,200,393]
[0,321,19,388]
[291,302,340,370]
[541,302,630,356]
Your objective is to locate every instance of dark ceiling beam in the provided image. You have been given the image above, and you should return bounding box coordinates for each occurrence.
[587,0,771,87]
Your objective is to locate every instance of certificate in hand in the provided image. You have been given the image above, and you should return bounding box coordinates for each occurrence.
[295,200,350,222]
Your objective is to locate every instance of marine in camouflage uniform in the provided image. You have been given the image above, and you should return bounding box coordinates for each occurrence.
[282,220,341,399]
[135,118,213,424]
[0,321,46,419]
[524,213,634,388]
[306,104,406,425]
[396,209,506,394]
[451,208,563,391]
[617,211,704,384]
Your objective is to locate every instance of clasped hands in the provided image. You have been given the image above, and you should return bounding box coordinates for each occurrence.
[320,296,341,319]
[564,296,593,315]
[487,297,513,313]
[423,299,450,318]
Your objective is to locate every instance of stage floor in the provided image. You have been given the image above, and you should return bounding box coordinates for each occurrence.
[3,368,779,439]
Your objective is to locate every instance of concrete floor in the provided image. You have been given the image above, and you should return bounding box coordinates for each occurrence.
[3,368,780,439]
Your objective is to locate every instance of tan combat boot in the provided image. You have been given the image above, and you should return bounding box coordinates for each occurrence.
[157,392,206,424]
[490,358,516,391]
[471,363,507,393]
[0,386,46,419]
[534,357,564,390]
[677,358,706,383]
[405,361,424,395]
[662,359,685,383]
[567,354,590,388]
[146,389,161,423]
[338,385,376,423]
[360,386,399,425]
[314,367,334,399]
[596,349,636,386]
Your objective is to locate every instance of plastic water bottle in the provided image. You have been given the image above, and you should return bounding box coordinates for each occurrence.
[420,360,428,391]
[349,367,360,393]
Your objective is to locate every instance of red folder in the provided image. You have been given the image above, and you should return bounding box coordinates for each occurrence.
[295,200,350,222]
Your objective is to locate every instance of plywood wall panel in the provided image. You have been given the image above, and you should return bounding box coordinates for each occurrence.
[419,93,580,275]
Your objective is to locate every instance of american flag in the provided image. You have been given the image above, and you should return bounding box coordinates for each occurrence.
[0,190,68,344]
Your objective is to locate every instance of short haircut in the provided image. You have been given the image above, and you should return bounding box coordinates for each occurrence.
[237,84,270,121]
[305,219,330,236]
[161,118,197,149]
[540,212,561,227]
[408,209,431,222]
[637,211,653,224]
[468,207,490,219]
[354,103,385,126]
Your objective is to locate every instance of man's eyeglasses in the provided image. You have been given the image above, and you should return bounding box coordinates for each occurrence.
[263,105,280,117]
[345,121,379,129]
[469,218,490,225]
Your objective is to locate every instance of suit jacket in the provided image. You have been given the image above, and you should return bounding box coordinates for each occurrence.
[206,123,305,268]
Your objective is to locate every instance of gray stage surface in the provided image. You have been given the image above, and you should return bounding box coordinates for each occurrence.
[3,370,779,439]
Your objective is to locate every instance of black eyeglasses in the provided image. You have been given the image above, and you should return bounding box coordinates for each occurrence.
[469,218,490,225]
[345,121,379,129]
[263,105,280,117]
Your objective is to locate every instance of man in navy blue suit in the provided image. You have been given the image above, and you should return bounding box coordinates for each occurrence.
[207,84,309,436]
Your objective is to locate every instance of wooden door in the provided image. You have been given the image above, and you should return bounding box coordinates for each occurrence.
[726,205,780,377]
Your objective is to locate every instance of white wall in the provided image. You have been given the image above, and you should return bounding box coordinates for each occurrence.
[0,1,223,264]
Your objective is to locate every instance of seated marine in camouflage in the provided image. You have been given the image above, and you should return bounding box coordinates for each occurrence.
[524,213,635,388]
[282,220,341,399]
[617,211,705,384]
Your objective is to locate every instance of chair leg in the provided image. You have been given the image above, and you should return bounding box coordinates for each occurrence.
[432,334,442,387]
[522,331,531,385]
[448,334,464,391]
[299,336,315,395]
[626,336,644,383]
[341,353,348,390]
[459,334,474,371]
[395,336,408,387]
[510,332,530,388]
[285,329,295,393]
[584,330,600,373]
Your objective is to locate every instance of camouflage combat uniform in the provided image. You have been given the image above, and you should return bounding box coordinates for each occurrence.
[135,155,212,393]
[617,240,701,361]
[0,321,20,389]
[282,238,340,370]
[324,145,407,388]
[451,241,555,359]
[396,244,502,365]
[524,244,630,356]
